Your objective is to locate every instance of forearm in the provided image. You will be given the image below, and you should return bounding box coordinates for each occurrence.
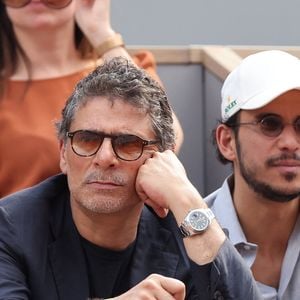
[170,187,226,264]
[137,150,225,264]
[75,0,132,61]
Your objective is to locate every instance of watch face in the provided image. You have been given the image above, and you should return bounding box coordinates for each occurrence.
[189,210,209,231]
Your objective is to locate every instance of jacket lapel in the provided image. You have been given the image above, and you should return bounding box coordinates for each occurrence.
[48,230,89,300]
[46,177,181,298]
[48,183,89,300]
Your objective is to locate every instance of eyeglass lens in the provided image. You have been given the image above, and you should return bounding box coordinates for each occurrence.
[3,0,72,9]
[69,130,154,161]
[259,115,300,137]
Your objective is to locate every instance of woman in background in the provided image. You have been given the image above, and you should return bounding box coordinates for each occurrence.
[0,0,183,197]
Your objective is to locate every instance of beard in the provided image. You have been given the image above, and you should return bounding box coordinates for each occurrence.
[76,191,125,214]
[71,170,140,214]
[236,139,300,202]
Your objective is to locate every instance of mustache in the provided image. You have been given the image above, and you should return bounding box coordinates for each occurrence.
[84,171,126,185]
[267,152,300,166]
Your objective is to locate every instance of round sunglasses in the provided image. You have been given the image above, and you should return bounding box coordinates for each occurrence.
[67,130,160,162]
[229,114,300,137]
[3,0,72,9]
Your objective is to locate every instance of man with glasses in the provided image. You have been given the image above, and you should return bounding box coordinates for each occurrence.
[0,57,261,299]
[206,50,300,299]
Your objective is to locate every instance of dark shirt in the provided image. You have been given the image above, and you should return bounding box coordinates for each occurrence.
[81,237,135,298]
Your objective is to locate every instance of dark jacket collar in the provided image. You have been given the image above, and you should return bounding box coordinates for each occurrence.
[47,174,181,299]
[48,174,89,299]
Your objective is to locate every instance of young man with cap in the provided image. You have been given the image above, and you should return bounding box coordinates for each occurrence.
[206,50,300,299]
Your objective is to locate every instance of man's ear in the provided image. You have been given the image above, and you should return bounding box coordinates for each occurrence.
[215,124,237,162]
[59,140,67,174]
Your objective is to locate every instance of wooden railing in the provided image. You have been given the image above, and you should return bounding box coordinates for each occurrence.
[128,45,300,81]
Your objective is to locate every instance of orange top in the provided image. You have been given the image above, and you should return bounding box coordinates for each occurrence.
[0,51,159,197]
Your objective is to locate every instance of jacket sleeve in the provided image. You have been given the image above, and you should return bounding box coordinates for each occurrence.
[210,239,263,300]
[0,207,31,299]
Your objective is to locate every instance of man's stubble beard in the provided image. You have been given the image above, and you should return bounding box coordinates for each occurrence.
[236,137,300,203]
[72,170,139,214]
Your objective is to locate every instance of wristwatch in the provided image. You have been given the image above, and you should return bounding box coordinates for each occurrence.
[179,208,215,238]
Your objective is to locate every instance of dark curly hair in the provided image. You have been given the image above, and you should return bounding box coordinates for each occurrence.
[56,57,175,151]
[211,112,240,164]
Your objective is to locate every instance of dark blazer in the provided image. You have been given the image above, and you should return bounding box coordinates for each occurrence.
[0,174,261,300]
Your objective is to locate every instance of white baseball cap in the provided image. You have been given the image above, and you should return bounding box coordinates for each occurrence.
[221,50,300,121]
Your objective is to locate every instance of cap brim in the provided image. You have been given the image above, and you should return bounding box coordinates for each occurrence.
[241,85,300,110]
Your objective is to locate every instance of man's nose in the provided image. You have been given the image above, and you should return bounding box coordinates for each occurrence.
[92,138,119,166]
[277,124,300,151]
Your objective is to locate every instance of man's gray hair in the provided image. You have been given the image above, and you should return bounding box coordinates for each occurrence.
[56,57,175,151]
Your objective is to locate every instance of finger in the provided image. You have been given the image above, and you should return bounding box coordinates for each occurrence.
[158,276,185,300]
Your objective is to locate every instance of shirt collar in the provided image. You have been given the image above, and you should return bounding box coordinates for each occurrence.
[211,175,251,246]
